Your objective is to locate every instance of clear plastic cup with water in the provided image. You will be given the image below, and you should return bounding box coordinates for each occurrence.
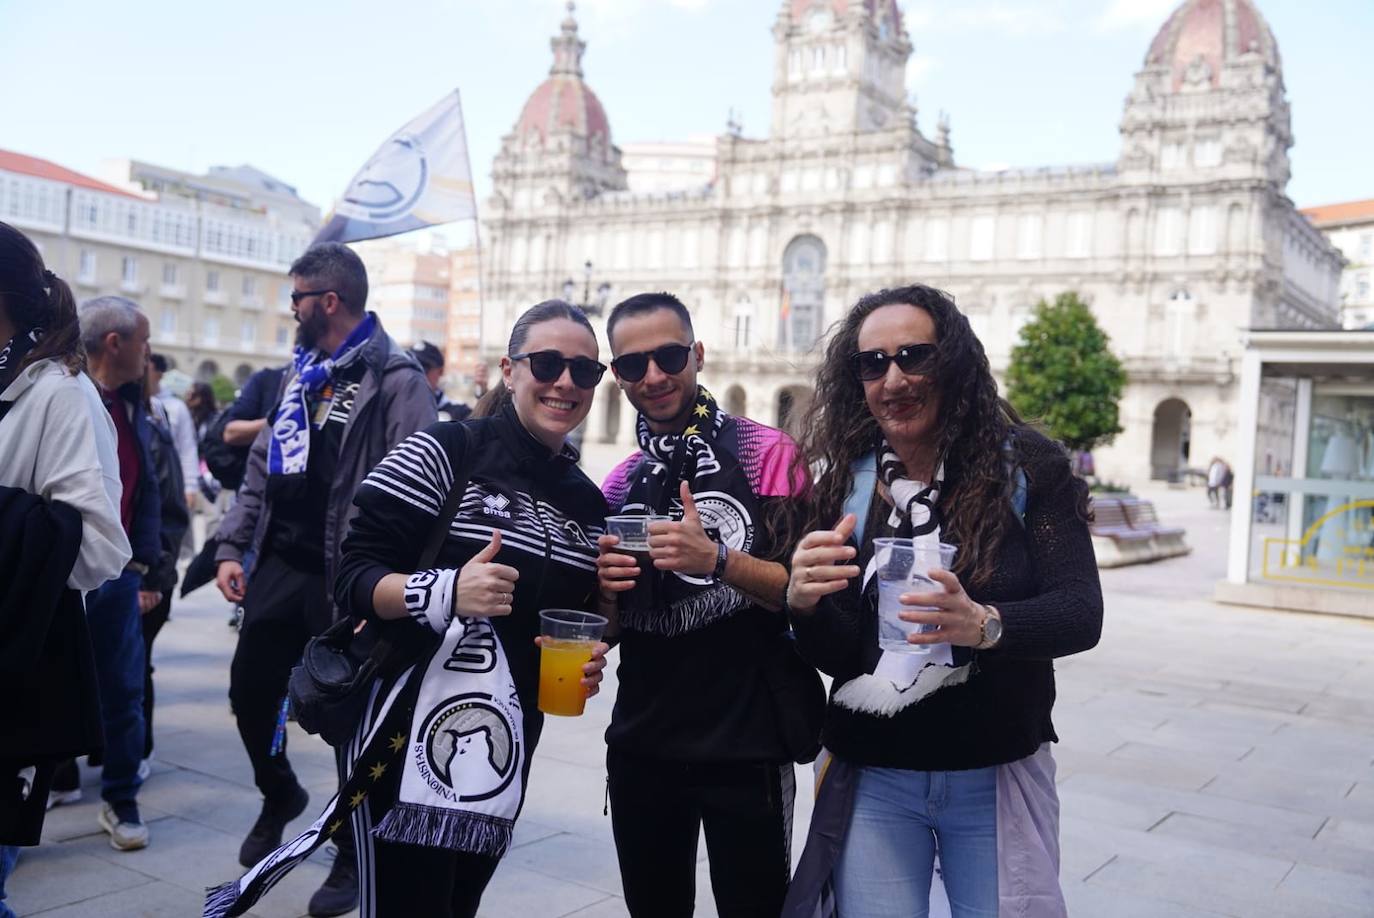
[874,538,958,654]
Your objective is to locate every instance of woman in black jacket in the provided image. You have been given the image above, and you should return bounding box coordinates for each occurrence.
[333,299,611,918]
[782,285,1103,918]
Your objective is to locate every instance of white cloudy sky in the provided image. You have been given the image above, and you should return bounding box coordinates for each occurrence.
[1,0,1369,217]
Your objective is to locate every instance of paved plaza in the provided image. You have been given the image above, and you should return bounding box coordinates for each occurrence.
[7,464,1374,917]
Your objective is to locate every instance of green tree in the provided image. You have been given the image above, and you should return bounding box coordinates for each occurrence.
[209,374,237,406]
[1005,291,1126,453]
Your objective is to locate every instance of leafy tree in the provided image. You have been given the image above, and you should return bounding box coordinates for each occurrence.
[209,374,237,406]
[1005,292,1126,453]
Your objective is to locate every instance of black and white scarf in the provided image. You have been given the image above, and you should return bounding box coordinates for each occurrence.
[619,385,750,636]
[205,569,525,917]
[0,329,41,393]
[832,439,972,717]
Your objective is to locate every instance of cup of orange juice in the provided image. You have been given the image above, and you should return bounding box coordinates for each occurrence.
[537,609,608,716]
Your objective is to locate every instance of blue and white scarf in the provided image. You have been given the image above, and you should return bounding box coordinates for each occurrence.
[267,314,376,480]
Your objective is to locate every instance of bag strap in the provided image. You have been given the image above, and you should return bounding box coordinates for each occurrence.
[844,451,878,546]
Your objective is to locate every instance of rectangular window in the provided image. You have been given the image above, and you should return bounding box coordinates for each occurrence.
[121,256,138,284]
[1154,208,1183,256]
[1358,273,1371,302]
[79,250,97,283]
[160,309,176,335]
[162,263,178,285]
[1188,206,1217,255]
[1361,233,1372,262]
[734,312,753,350]
[276,326,290,346]
[925,219,949,262]
[242,275,257,296]
[1161,143,1186,171]
[1066,213,1093,258]
[204,311,221,343]
[1194,137,1222,168]
[241,318,257,346]
[969,216,995,261]
[206,270,220,292]
[1016,215,1042,260]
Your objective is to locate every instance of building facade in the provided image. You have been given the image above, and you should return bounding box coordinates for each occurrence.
[481,0,1344,484]
[0,150,318,384]
[1300,199,1374,330]
[356,233,452,350]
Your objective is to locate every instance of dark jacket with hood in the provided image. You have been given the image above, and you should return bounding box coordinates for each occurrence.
[214,314,437,621]
[109,380,162,583]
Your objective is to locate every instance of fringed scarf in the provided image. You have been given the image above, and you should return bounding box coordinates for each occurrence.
[617,385,752,636]
[831,440,973,717]
[205,569,525,918]
[266,313,376,488]
[0,329,41,393]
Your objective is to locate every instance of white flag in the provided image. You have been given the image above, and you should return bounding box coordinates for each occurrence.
[313,90,476,245]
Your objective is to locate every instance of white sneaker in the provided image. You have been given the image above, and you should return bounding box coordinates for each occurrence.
[97,802,149,851]
[137,758,151,782]
[46,787,82,810]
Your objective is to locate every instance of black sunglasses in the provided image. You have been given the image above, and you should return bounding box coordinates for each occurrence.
[610,343,694,383]
[849,343,938,382]
[511,350,607,389]
[290,289,341,306]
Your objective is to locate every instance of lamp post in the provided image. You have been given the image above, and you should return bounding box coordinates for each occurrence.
[562,259,612,316]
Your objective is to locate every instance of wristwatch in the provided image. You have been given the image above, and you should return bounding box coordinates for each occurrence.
[976,605,1003,650]
[713,542,730,581]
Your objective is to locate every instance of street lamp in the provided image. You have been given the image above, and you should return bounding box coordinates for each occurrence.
[562,259,612,316]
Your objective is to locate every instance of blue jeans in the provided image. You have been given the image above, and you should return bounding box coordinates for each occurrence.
[834,765,998,918]
[0,845,17,918]
[85,570,146,805]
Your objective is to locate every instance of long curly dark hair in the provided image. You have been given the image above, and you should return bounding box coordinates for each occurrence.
[788,284,1024,589]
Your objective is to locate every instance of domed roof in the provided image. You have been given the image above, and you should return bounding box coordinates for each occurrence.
[513,3,611,147]
[787,0,901,30]
[1145,0,1280,91]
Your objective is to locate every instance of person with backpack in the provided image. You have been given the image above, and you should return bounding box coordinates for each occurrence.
[781,285,1103,918]
[211,243,435,916]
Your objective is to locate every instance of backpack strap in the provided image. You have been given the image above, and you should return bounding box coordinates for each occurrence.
[844,451,878,545]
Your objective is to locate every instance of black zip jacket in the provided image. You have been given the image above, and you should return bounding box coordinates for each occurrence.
[335,405,608,722]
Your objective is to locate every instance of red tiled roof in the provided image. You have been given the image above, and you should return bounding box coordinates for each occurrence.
[1300,199,1374,227]
[0,149,141,199]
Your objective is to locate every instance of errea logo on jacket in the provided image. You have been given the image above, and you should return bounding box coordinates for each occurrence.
[482,492,512,519]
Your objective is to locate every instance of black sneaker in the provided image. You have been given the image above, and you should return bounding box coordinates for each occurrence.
[46,758,82,810]
[308,845,358,917]
[238,784,309,867]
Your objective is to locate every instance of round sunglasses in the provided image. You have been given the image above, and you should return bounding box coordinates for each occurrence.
[849,342,937,382]
[610,342,694,383]
[511,350,607,389]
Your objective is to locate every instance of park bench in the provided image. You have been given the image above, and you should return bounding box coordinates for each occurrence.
[1089,496,1190,567]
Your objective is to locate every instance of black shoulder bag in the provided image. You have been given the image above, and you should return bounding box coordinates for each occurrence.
[289,473,469,747]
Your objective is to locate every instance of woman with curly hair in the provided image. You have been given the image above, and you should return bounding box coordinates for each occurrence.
[781,284,1102,918]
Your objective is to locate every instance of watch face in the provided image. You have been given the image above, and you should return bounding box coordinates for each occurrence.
[985,615,1003,643]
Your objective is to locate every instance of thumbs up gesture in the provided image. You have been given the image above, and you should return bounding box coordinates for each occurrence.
[647,480,721,576]
[455,529,521,618]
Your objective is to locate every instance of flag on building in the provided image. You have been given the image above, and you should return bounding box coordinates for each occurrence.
[313,90,477,246]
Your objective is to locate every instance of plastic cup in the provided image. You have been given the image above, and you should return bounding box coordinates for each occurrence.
[874,538,957,654]
[537,609,608,716]
[605,514,668,614]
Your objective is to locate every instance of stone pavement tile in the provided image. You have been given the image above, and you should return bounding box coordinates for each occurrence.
[1201,762,1354,815]
[1057,773,1327,839]
[1110,740,1242,774]
[1336,782,1374,823]
[21,878,209,918]
[1241,736,1374,782]
[1061,880,1232,918]
[1278,862,1374,912]
[503,831,625,896]
[1085,855,1348,918]
[1053,743,1217,792]
[1301,692,1374,730]
[131,765,268,838]
[63,813,266,896]
[510,816,565,850]
[521,758,616,837]
[475,863,615,918]
[1056,784,1171,833]
[1316,815,1374,852]
[1062,819,1293,888]
[3,845,152,915]
[1057,829,1119,882]
[1149,811,1371,875]
[556,897,630,917]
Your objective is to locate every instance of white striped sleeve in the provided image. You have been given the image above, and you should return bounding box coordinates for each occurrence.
[359,430,453,515]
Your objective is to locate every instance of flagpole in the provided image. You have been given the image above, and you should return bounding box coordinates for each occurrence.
[451,90,489,398]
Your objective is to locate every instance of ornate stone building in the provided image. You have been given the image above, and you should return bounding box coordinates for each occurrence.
[481,0,1343,484]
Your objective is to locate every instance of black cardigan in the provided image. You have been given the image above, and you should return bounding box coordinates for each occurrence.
[790,428,1103,771]
[0,486,103,762]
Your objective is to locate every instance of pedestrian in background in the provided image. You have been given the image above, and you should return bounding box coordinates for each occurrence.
[0,222,130,916]
[149,353,199,511]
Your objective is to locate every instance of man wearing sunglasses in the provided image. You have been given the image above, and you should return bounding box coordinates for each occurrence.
[211,243,436,917]
[598,292,806,918]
